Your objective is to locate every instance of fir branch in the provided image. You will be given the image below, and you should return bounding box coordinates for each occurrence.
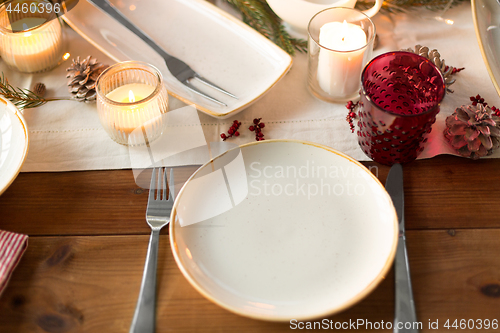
[225,0,468,55]
[355,0,469,13]
[0,73,67,110]
[225,0,307,55]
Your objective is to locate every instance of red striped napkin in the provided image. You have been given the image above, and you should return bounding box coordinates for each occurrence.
[0,230,28,295]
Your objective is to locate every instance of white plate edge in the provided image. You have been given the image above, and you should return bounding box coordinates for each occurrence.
[0,97,29,196]
[471,0,500,98]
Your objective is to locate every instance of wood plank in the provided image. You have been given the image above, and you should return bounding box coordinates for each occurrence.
[0,167,198,236]
[2,155,500,236]
[0,229,499,332]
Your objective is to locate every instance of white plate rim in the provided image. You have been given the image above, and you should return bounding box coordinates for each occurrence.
[471,0,500,97]
[0,96,29,196]
[169,139,398,321]
[61,0,293,119]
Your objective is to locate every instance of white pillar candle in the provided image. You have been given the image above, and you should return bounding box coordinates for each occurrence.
[317,20,367,98]
[1,16,63,73]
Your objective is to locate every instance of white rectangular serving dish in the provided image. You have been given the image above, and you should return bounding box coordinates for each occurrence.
[62,0,292,118]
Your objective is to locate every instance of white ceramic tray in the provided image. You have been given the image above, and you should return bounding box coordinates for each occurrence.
[472,0,500,97]
[170,140,398,321]
[62,0,292,118]
[0,97,29,195]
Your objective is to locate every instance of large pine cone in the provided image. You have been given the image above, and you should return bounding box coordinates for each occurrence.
[444,104,500,159]
[404,45,456,92]
[66,56,109,103]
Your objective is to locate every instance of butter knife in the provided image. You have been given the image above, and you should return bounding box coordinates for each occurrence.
[385,164,419,333]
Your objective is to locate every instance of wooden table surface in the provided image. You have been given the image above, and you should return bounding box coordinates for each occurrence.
[1,155,500,332]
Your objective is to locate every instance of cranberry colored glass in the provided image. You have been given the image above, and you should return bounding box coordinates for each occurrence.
[357,51,446,165]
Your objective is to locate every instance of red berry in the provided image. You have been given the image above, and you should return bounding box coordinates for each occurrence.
[233,120,239,124]
[220,133,227,139]
[255,127,261,133]
[258,132,264,137]
[253,118,260,124]
[228,128,234,135]
[249,126,255,131]
[260,123,265,128]
[235,131,240,136]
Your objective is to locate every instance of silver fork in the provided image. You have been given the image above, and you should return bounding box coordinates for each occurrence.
[88,0,238,106]
[130,167,175,333]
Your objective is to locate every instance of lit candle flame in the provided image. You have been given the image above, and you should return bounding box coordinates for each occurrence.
[128,90,135,103]
[341,20,348,42]
[23,23,31,37]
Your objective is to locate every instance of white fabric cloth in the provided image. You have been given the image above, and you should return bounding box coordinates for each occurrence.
[6,3,499,172]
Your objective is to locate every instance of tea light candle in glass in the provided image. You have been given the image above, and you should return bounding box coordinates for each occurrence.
[308,8,375,103]
[96,61,169,146]
[0,0,65,73]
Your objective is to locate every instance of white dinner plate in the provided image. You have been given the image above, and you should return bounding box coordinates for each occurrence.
[472,0,500,97]
[62,0,292,119]
[0,97,29,196]
[170,140,398,321]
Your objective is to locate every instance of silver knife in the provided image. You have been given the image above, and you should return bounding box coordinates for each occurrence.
[385,164,419,333]
[86,0,169,62]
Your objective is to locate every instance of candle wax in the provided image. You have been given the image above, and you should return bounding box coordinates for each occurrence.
[317,21,367,99]
[319,21,366,51]
[8,17,46,32]
[106,83,156,104]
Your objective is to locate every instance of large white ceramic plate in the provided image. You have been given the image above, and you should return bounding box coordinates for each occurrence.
[472,0,500,97]
[170,140,398,321]
[62,0,292,119]
[0,97,29,196]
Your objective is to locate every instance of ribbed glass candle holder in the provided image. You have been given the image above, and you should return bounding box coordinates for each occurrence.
[0,0,65,73]
[96,61,169,146]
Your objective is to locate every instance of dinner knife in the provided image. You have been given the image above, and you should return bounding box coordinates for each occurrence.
[385,164,419,333]
[86,0,167,61]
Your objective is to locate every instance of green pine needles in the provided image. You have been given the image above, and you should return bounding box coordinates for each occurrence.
[225,0,307,55]
[357,0,468,12]
[225,0,469,55]
[0,73,65,110]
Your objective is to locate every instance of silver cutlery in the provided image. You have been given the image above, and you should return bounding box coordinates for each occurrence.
[385,164,419,333]
[129,167,175,333]
[87,0,238,106]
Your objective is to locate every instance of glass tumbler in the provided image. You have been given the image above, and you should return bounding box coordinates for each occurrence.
[357,51,446,165]
[0,0,65,73]
[308,8,375,103]
[96,61,169,146]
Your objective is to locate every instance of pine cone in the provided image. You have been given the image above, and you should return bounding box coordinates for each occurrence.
[33,82,46,98]
[444,104,500,159]
[404,45,456,92]
[66,56,109,103]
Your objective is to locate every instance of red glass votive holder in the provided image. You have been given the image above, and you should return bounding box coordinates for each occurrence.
[357,51,446,165]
